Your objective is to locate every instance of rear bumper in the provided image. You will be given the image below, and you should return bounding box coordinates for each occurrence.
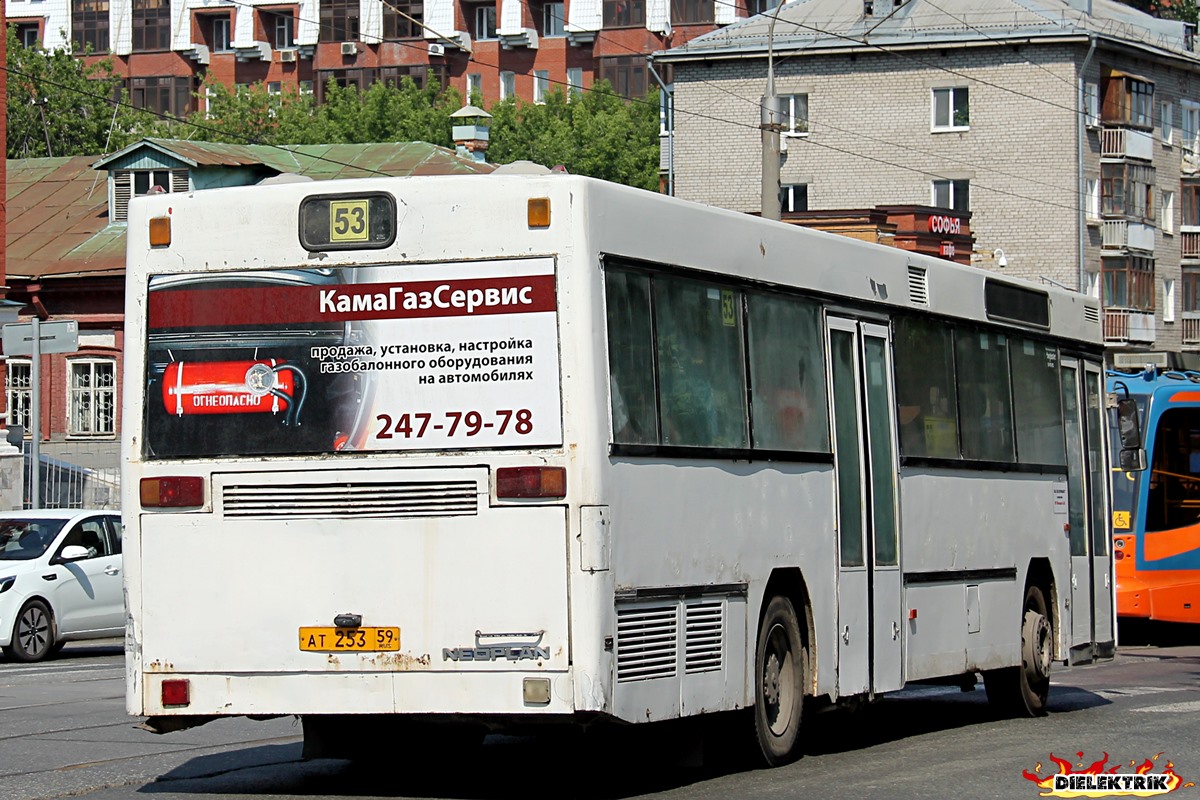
[134,668,579,717]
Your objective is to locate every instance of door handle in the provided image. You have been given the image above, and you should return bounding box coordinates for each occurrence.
[892,620,900,640]
[41,573,58,581]
[104,567,120,576]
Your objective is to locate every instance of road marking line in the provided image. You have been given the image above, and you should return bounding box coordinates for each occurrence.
[1133,700,1200,713]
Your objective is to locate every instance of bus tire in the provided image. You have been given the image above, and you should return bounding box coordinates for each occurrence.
[984,584,1051,717]
[752,595,806,766]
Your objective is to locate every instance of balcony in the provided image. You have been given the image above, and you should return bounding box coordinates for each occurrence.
[1183,229,1200,260]
[1184,315,1200,345]
[1101,127,1154,161]
[1104,308,1156,344]
[1101,219,1156,252]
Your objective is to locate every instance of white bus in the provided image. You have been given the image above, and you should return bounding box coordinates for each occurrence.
[123,174,1116,765]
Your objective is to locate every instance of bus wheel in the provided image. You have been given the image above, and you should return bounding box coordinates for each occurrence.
[984,584,1051,717]
[752,595,806,766]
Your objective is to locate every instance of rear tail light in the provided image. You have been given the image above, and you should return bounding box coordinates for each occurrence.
[141,476,205,508]
[495,467,566,499]
[161,679,190,707]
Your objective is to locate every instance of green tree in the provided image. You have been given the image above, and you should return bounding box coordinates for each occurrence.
[5,28,143,158]
[487,81,661,190]
[1123,0,1199,23]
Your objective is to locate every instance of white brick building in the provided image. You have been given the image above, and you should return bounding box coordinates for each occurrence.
[657,0,1200,358]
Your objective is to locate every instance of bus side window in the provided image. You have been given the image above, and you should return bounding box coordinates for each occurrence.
[955,330,1015,463]
[893,317,959,459]
[747,292,829,453]
[604,269,658,445]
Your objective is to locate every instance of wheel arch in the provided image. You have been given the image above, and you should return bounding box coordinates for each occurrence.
[1024,557,1058,658]
[762,567,815,696]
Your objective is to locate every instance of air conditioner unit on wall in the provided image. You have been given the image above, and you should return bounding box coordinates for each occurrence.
[279,48,297,62]
[428,42,445,56]
[341,41,358,56]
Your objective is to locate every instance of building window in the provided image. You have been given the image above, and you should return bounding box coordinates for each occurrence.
[1162,189,1176,233]
[932,86,969,130]
[1101,162,1155,221]
[531,70,549,103]
[267,81,282,95]
[1165,278,1177,322]
[112,167,188,221]
[603,0,646,27]
[69,359,116,436]
[1183,183,1200,226]
[500,71,515,100]
[599,55,648,98]
[1160,101,1175,144]
[72,0,110,52]
[274,12,295,48]
[128,76,192,118]
[932,179,969,213]
[1103,255,1155,311]
[383,0,423,38]
[1102,72,1154,129]
[15,23,40,48]
[782,93,808,136]
[1184,101,1200,155]
[567,68,583,99]
[780,184,808,213]
[542,2,565,36]
[746,0,777,14]
[132,0,172,51]
[320,0,360,42]
[1084,81,1099,127]
[1185,266,1200,312]
[467,73,482,104]
[473,4,497,39]
[671,0,714,24]
[6,360,32,436]
[1086,177,1100,221]
[210,15,232,52]
[299,80,314,94]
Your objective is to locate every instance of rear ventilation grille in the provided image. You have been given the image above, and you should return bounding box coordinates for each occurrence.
[221,480,478,519]
[1085,305,1100,324]
[616,605,678,682]
[684,601,724,673]
[908,266,929,306]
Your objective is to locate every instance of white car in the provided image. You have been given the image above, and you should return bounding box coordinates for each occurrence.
[0,509,124,662]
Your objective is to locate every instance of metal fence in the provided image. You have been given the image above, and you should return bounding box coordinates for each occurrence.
[22,440,120,510]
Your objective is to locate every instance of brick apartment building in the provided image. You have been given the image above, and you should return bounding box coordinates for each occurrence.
[658,0,1200,361]
[3,0,764,116]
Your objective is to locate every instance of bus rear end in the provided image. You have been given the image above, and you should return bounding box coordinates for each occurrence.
[123,182,586,748]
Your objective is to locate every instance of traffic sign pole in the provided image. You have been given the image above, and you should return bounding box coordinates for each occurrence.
[30,318,39,509]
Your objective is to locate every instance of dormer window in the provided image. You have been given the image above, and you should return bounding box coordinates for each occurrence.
[111,168,189,222]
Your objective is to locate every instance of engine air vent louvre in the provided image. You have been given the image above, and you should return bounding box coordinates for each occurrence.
[908,266,929,306]
[684,601,723,673]
[615,605,678,682]
[222,480,478,518]
[1084,305,1100,324]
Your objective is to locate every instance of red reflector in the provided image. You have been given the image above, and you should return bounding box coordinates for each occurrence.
[496,467,566,499]
[141,476,204,508]
[161,679,190,707]
[1114,550,1125,561]
[908,608,918,620]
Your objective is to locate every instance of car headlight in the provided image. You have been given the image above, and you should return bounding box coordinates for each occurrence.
[0,576,14,594]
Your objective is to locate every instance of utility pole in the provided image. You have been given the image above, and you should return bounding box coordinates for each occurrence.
[760,1,786,221]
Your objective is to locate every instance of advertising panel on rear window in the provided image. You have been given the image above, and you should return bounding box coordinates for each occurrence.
[143,258,561,459]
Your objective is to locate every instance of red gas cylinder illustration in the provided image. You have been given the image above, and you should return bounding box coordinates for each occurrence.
[163,360,299,419]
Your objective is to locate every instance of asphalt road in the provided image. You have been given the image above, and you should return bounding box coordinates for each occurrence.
[4,626,1200,800]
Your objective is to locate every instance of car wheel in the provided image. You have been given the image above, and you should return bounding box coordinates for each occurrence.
[4,599,56,663]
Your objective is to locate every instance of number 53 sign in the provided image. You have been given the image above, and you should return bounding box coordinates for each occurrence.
[330,200,369,243]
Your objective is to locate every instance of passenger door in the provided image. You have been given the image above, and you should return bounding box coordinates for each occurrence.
[1060,359,1111,663]
[828,317,903,697]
